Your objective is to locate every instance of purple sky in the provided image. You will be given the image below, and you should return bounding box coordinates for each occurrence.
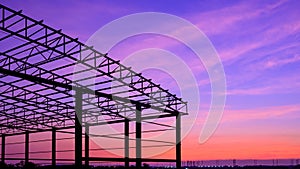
[0,0,300,160]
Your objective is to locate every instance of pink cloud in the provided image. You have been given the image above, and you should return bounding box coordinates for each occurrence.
[222,104,300,122]
[227,74,300,96]
[216,19,300,63]
[191,0,289,36]
[106,0,300,69]
[264,54,300,68]
[226,86,274,95]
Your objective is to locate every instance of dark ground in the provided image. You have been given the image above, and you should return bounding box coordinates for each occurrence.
[1,161,300,169]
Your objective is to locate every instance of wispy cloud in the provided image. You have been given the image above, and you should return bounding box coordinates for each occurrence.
[217,15,300,63]
[264,54,300,68]
[222,104,300,122]
[227,72,300,95]
[190,0,289,35]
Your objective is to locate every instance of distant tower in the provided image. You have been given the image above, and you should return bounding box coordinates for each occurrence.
[233,159,237,167]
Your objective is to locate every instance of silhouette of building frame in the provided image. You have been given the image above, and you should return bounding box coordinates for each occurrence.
[0,4,187,169]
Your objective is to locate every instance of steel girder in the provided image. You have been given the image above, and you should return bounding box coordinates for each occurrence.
[0,4,187,134]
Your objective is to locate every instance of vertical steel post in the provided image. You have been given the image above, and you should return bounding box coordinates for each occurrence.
[25,131,29,166]
[125,119,129,168]
[52,128,56,168]
[85,124,89,168]
[1,135,5,163]
[136,104,142,168]
[176,113,181,169]
[75,89,82,168]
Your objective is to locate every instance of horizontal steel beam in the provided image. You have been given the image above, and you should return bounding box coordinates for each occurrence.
[0,67,184,116]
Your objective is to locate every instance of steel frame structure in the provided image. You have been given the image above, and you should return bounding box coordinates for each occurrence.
[0,4,187,169]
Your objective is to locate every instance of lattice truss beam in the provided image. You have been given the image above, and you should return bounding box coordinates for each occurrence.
[0,4,187,134]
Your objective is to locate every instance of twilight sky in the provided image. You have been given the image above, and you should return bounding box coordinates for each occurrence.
[1,0,300,161]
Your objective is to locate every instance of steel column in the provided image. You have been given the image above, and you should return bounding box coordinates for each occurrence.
[1,135,5,163]
[85,124,89,168]
[52,128,56,168]
[176,113,181,169]
[124,119,129,168]
[25,131,29,165]
[136,104,142,168]
[75,89,83,168]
